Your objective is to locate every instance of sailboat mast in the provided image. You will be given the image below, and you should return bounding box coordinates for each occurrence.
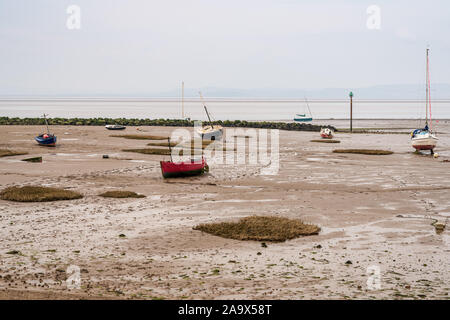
[43,114,50,134]
[427,49,432,131]
[181,81,184,119]
[204,106,213,126]
[198,92,213,127]
[167,137,173,162]
[425,49,429,126]
[304,97,313,118]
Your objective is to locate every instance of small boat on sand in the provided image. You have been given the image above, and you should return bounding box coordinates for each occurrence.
[411,48,438,154]
[196,92,223,140]
[160,138,209,178]
[411,126,437,152]
[197,124,223,141]
[105,124,126,130]
[35,133,57,146]
[320,127,334,139]
[35,114,56,147]
[160,158,209,178]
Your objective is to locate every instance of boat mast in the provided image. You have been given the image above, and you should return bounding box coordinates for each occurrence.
[43,114,50,134]
[304,97,313,118]
[427,49,432,131]
[199,91,213,127]
[167,137,173,162]
[181,81,184,119]
[425,49,428,125]
[204,106,213,125]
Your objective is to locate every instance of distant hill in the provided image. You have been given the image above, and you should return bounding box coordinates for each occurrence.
[1,84,450,100]
[156,84,450,100]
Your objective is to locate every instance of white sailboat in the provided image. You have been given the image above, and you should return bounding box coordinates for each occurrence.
[196,92,223,141]
[411,48,438,154]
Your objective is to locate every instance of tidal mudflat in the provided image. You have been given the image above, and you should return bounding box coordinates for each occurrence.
[0,121,449,299]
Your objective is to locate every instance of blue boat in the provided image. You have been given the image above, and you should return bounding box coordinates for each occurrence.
[35,114,57,147]
[294,114,313,122]
[35,133,57,146]
[294,97,313,122]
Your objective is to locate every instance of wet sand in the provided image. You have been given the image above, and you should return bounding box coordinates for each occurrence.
[0,120,449,300]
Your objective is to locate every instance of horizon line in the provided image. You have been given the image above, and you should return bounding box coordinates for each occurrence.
[1,97,450,103]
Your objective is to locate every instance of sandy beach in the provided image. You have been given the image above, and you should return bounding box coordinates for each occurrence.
[0,120,449,300]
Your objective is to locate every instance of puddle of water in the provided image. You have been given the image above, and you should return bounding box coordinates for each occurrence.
[221,185,260,189]
[294,164,311,168]
[55,153,79,157]
[306,158,327,162]
[206,199,278,203]
[0,159,22,163]
[380,202,399,210]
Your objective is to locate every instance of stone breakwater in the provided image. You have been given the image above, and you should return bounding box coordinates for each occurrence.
[0,117,336,132]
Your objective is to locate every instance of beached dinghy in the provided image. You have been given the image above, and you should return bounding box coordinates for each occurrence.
[160,158,209,178]
[196,92,223,140]
[320,127,334,139]
[105,124,126,130]
[160,138,209,178]
[411,48,438,154]
[35,133,57,146]
[35,114,56,146]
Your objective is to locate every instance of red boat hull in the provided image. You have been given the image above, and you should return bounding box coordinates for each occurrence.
[320,133,333,139]
[413,145,434,150]
[160,158,208,178]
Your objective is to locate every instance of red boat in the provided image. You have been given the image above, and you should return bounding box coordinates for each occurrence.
[160,157,208,178]
[320,127,334,139]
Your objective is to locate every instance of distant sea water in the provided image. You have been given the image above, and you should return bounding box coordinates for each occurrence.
[0,99,449,121]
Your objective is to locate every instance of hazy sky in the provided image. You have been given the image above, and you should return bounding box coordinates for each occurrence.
[0,0,449,96]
